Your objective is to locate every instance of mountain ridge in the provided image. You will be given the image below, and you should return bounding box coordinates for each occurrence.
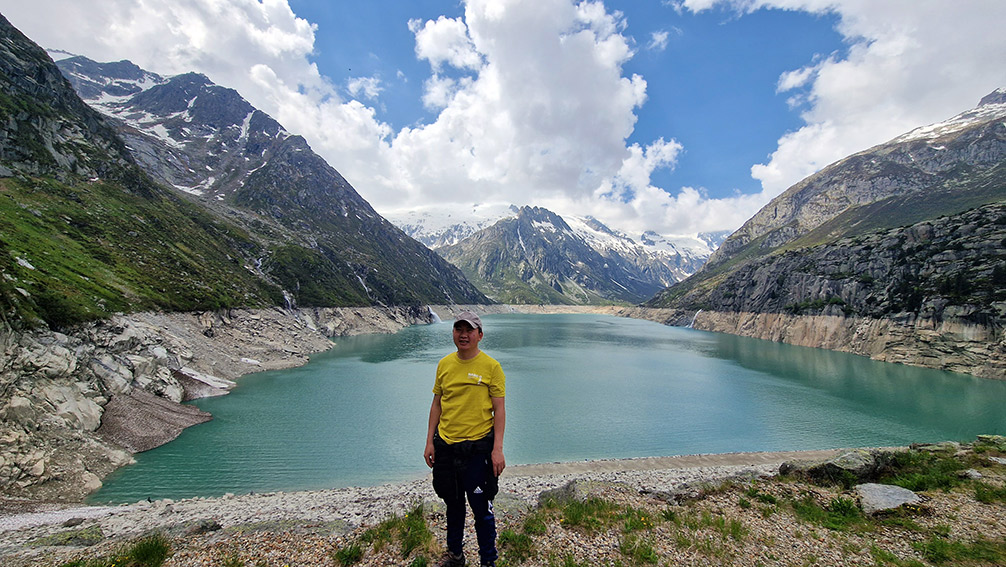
[391,205,726,304]
[52,52,490,313]
[645,88,1006,379]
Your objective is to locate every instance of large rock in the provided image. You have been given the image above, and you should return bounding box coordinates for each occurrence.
[856,483,921,515]
[780,449,883,484]
[36,383,103,431]
[1,396,38,429]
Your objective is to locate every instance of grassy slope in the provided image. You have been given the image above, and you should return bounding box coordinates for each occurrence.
[0,175,283,328]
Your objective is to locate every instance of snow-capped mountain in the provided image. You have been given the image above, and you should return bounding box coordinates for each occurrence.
[53,54,488,307]
[386,203,521,249]
[55,56,291,200]
[432,206,727,305]
[389,204,727,292]
[563,216,727,287]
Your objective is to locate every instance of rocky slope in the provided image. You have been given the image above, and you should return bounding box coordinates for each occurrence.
[0,304,437,502]
[3,440,1004,567]
[648,90,1006,379]
[0,15,489,503]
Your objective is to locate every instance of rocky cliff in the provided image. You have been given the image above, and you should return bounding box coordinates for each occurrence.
[54,54,489,310]
[0,305,436,501]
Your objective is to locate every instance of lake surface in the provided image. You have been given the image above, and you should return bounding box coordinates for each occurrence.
[90,313,1006,504]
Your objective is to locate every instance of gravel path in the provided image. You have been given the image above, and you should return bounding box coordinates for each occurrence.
[0,449,853,565]
[19,446,1003,567]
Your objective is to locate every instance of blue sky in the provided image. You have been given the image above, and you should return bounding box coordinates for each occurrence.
[3,1,1004,236]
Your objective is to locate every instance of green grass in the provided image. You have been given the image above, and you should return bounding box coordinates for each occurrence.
[874,450,969,492]
[556,496,620,532]
[499,529,535,563]
[974,481,1006,504]
[912,536,1006,565]
[790,495,865,532]
[333,543,364,566]
[1,175,282,328]
[339,502,433,564]
[619,533,659,564]
[57,533,171,567]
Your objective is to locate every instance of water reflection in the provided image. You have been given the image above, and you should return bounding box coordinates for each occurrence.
[710,333,1006,440]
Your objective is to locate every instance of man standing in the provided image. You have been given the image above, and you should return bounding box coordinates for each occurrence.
[425,311,506,567]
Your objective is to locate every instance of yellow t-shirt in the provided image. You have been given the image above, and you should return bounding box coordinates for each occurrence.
[433,351,505,444]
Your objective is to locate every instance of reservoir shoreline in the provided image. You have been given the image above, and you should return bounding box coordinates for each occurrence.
[1,303,1000,506]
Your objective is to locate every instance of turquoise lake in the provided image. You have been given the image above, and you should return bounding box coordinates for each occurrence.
[90,313,1006,504]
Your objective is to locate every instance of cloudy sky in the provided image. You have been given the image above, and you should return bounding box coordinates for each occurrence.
[2,0,1004,236]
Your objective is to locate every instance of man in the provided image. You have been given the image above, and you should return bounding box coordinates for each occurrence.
[425,311,506,567]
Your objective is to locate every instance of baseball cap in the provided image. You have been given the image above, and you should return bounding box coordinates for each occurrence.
[454,311,482,330]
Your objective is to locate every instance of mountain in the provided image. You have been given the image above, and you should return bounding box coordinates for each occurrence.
[563,217,726,288]
[645,90,1006,378]
[434,206,716,304]
[387,203,523,249]
[49,53,488,315]
[696,88,1006,275]
[0,16,290,328]
[391,205,725,304]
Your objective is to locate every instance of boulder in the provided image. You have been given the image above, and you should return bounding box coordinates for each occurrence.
[537,479,628,508]
[1,396,38,429]
[856,483,921,515]
[89,354,133,395]
[175,368,235,401]
[37,384,103,431]
[780,449,881,484]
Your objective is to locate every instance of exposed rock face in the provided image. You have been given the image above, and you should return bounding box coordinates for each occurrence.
[703,90,1006,271]
[54,53,490,309]
[646,91,1006,380]
[0,305,434,502]
[690,311,1005,380]
[644,202,1006,379]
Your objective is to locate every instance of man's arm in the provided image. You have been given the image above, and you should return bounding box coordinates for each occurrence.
[491,396,506,476]
[424,394,442,468]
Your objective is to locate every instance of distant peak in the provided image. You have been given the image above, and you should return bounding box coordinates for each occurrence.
[978,88,1006,107]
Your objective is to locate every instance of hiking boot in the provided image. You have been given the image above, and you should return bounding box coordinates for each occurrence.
[436,550,466,567]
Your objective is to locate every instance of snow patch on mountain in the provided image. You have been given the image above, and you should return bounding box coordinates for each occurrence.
[385,203,520,249]
[894,89,1006,144]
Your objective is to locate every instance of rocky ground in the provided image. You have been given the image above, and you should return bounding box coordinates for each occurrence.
[1,443,1004,567]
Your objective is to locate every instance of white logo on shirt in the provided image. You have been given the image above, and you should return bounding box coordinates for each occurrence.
[469,372,483,384]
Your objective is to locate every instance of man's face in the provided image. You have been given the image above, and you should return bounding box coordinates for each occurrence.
[453,321,483,353]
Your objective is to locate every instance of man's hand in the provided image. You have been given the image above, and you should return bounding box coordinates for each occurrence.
[491,447,505,477]
[424,442,435,468]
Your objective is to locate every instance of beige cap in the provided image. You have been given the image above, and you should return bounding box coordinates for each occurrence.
[454,311,482,330]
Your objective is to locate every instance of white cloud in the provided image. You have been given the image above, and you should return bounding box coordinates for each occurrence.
[376,0,658,221]
[647,30,670,52]
[347,76,383,100]
[5,0,1002,241]
[409,15,482,72]
[682,0,1006,199]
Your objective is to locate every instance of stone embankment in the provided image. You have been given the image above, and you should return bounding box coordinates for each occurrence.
[595,306,1005,380]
